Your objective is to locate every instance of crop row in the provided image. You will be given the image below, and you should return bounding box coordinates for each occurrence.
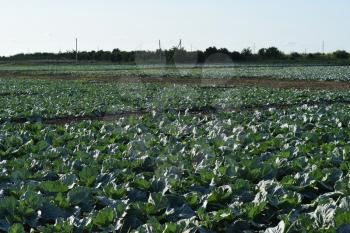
[1,78,350,122]
[1,65,350,81]
[1,103,350,232]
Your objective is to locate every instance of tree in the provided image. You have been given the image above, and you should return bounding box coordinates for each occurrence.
[204,47,219,57]
[230,51,242,61]
[111,49,122,62]
[218,48,230,55]
[241,48,252,57]
[259,47,283,58]
[258,48,267,57]
[333,50,349,59]
[290,52,302,59]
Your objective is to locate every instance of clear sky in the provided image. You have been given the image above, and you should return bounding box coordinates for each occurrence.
[1,0,349,56]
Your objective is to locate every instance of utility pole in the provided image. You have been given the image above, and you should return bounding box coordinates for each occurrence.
[158,40,162,64]
[178,39,182,50]
[253,43,256,54]
[75,38,78,64]
[322,40,325,54]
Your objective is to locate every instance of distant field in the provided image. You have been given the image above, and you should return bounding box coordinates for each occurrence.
[1,63,350,81]
[1,65,350,232]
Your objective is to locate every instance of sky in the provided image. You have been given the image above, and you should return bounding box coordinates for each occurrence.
[0,0,350,56]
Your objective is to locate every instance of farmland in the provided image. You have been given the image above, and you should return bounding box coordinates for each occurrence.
[1,64,350,81]
[1,64,350,232]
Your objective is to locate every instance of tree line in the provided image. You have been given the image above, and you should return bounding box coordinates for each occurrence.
[1,47,349,64]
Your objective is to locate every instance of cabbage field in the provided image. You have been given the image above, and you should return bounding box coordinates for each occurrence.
[1,65,350,232]
[1,64,350,81]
